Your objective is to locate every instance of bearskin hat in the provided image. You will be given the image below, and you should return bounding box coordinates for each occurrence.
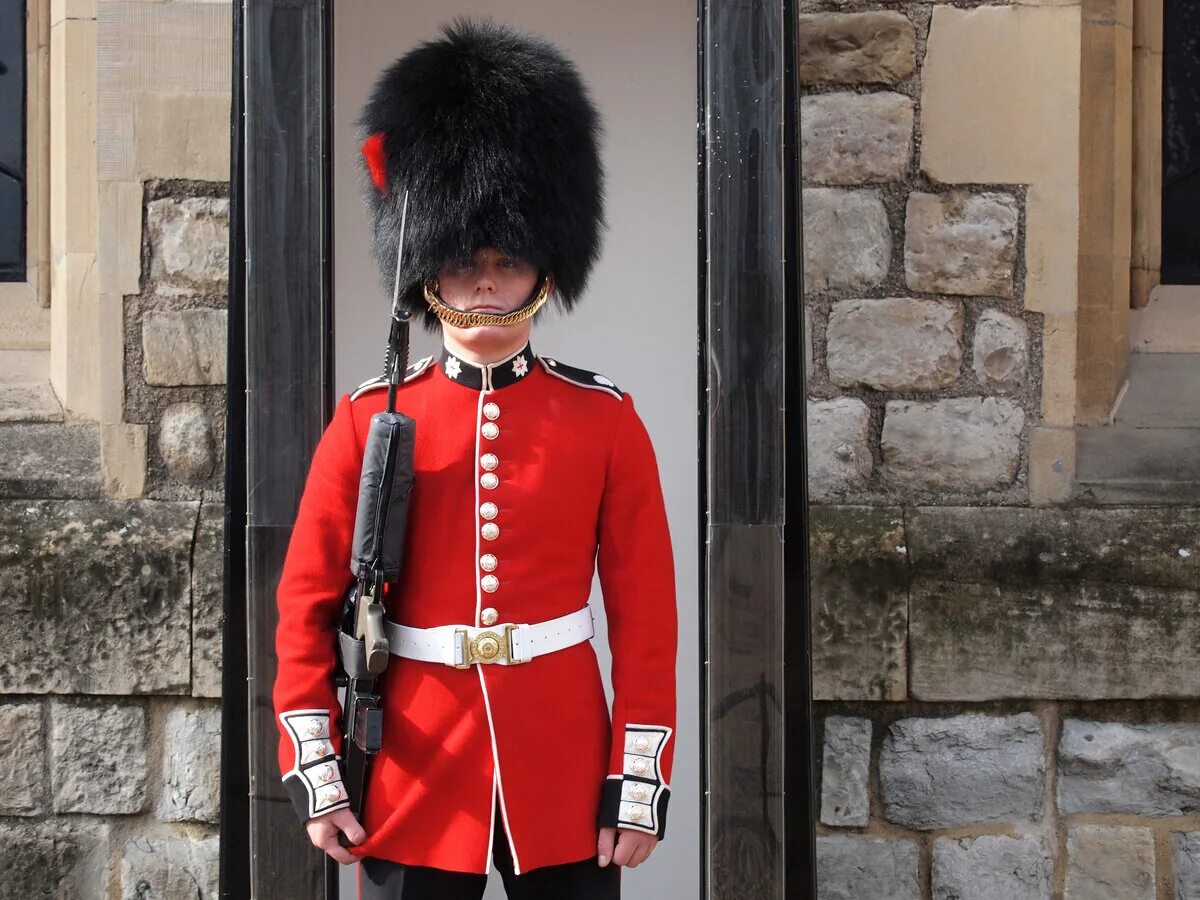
[357,18,605,326]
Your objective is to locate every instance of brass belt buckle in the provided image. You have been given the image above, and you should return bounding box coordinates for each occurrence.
[454,625,526,666]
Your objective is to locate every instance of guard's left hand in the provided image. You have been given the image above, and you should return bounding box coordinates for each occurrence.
[597,826,657,868]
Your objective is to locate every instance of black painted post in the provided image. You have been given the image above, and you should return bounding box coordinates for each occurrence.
[700,0,814,896]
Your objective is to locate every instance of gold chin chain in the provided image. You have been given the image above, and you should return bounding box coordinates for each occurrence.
[424,275,554,329]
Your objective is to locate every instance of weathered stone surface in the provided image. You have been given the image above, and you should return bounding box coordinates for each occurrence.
[973,309,1028,392]
[816,835,920,900]
[807,398,873,500]
[810,506,908,701]
[932,835,1052,900]
[910,580,1200,700]
[157,704,221,823]
[880,713,1043,830]
[192,500,223,698]
[1058,720,1200,816]
[1065,826,1155,900]
[798,12,917,86]
[0,702,45,815]
[803,188,891,293]
[146,196,230,289]
[158,402,216,483]
[1174,832,1200,900]
[121,833,220,900]
[0,500,197,694]
[52,701,147,814]
[827,297,963,391]
[881,398,1024,493]
[142,309,228,386]
[0,820,109,899]
[0,424,102,499]
[801,92,913,184]
[905,507,1200,590]
[820,716,871,827]
[905,191,1019,297]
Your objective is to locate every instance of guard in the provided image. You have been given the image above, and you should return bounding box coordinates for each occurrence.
[272,19,678,898]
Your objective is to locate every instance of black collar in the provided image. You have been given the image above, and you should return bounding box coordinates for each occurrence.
[439,343,537,391]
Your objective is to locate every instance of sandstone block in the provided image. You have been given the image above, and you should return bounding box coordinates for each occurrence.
[798,12,917,85]
[1065,826,1154,900]
[51,700,147,814]
[0,702,46,815]
[973,309,1028,392]
[146,196,230,290]
[827,297,963,391]
[881,398,1024,493]
[801,92,913,184]
[806,398,873,500]
[1174,832,1200,900]
[803,188,891,294]
[933,835,1052,900]
[158,402,216,483]
[142,309,228,386]
[0,821,109,899]
[820,716,871,827]
[121,833,220,900]
[157,705,221,823]
[192,500,224,698]
[880,712,1043,830]
[905,191,1019,297]
[816,835,920,900]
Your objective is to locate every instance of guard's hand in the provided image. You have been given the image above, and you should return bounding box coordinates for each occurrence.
[597,826,658,868]
[306,807,366,865]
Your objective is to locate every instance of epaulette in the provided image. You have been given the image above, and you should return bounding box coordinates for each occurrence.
[538,357,623,400]
[350,355,435,401]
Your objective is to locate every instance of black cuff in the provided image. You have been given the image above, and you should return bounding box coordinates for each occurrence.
[279,710,351,823]
[597,777,670,840]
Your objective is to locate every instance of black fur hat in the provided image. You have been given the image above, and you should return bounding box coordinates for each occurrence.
[357,18,605,326]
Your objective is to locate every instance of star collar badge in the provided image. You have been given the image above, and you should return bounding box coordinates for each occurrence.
[445,356,462,379]
[512,355,529,378]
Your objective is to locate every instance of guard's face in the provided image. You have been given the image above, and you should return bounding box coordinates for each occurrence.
[437,247,539,317]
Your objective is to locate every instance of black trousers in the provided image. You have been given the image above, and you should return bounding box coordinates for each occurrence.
[357,804,621,899]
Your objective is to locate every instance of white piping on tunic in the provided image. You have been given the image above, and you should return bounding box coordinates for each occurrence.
[473,377,520,874]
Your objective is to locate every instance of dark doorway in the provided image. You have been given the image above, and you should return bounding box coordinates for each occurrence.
[1163,0,1200,284]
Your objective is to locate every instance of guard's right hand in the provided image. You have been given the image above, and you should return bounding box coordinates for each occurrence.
[306,807,367,865]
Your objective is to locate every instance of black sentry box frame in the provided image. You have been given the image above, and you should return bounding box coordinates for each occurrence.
[223,2,815,897]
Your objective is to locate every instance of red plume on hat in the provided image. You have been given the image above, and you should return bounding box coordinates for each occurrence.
[356,18,605,327]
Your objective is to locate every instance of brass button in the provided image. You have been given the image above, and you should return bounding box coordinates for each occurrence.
[481,575,499,594]
[481,422,499,440]
[483,402,500,421]
[635,736,652,752]
[480,554,498,572]
[481,473,499,490]
[631,784,649,801]
[480,502,498,520]
[628,807,645,822]
[481,523,500,541]
[475,635,500,659]
[481,453,499,471]
[317,764,336,784]
[306,722,323,738]
[631,758,648,775]
[481,607,499,625]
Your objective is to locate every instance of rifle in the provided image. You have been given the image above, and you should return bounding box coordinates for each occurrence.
[336,192,415,824]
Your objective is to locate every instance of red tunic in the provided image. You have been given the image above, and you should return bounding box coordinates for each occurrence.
[272,343,678,875]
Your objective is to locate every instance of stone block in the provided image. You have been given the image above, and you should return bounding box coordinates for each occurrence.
[972,309,1028,392]
[1065,826,1154,900]
[0,820,109,899]
[1028,425,1075,507]
[157,704,221,823]
[158,402,216,483]
[803,188,891,294]
[880,713,1044,830]
[133,91,232,183]
[1174,832,1200,900]
[801,92,913,185]
[102,423,148,499]
[192,500,223,698]
[932,835,1052,900]
[51,700,147,814]
[98,180,143,297]
[905,507,1200,590]
[0,423,102,499]
[910,579,1200,700]
[797,12,917,85]
[827,297,963,391]
[142,309,227,386]
[816,835,920,900]
[0,500,197,695]
[807,398,873,500]
[1058,720,1200,816]
[905,191,1019,297]
[121,833,219,900]
[810,506,908,701]
[820,716,871,827]
[146,196,229,289]
[0,702,46,815]
[881,398,1024,493]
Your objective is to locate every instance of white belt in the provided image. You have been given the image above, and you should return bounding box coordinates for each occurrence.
[385,606,594,668]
